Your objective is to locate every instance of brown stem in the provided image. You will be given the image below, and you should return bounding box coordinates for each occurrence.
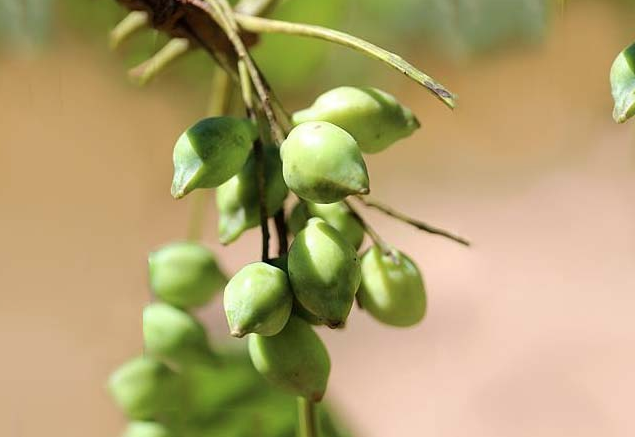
[343,200,397,262]
[356,196,470,247]
[274,209,288,256]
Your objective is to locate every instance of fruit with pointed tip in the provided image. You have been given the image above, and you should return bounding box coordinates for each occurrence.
[288,201,364,250]
[611,42,635,123]
[357,245,426,327]
[148,242,226,309]
[288,218,361,328]
[216,146,288,244]
[280,121,369,204]
[108,356,180,420]
[248,316,330,402]
[292,86,420,153]
[171,117,256,198]
[143,302,212,365]
[224,262,293,337]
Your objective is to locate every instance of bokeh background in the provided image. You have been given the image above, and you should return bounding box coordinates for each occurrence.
[2,0,635,436]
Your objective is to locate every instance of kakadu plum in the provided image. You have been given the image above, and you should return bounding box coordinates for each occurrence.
[171,117,257,198]
[292,86,420,153]
[610,42,635,123]
[216,146,288,244]
[357,245,426,327]
[224,262,293,337]
[248,316,330,402]
[143,302,213,365]
[280,121,369,204]
[148,242,226,309]
[288,218,361,328]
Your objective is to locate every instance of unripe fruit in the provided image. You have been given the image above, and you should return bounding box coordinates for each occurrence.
[288,218,361,328]
[143,302,212,365]
[248,316,330,401]
[610,43,635,123]
[357,245,426,327]
[288,201,364,250]
[148,242,226,308]
[216,146,288,244]
[171,117,256,198]
[224,262,293,337]
[280,121,369,204]
[108,356,179,420]
[123,422,173,437]
[292,86,420,153]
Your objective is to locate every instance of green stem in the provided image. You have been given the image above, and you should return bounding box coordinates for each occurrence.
[297,397,319,437]
[234,13,456,109]
[128,38,191,85]
[109,11,149,49]
[235,0,281,16]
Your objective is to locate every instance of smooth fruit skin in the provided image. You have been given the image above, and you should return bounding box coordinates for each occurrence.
[216,146,288,244]
[107,356,179,420]
[288,218,361,328]
[292,86,420,153]
[280,121,369,204]
[357,245,426,327]
[143,302,212,365]
[610,43,635,123]
[290,201,364,250]
[123,422,173,437]
[148,242,226,309]
[224,262,293,337]
[248,316,330,402]
[171,117,256,199]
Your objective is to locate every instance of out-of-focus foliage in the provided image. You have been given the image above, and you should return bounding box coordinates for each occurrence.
[0,0,53,52]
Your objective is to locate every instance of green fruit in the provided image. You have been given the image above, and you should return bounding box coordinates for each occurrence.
[143,302,212,365]
[148,242,226,308]
[357,245,426,327]
[224,262,293,337]
[171,117,257,198]
[288,201,364,249]
[123,422,173,437]
[216,146,288,244]
[108,356,180,420]
[611,43,635,123]
[288,218,361,328]
[248,316,330,401]
[280,121,369,204]
[292,86,420,153]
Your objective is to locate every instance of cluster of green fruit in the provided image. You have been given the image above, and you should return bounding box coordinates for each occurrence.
[169,86,428,402]
[108,242,347,436]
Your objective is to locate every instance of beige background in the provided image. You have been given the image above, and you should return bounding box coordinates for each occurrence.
[2,2,635,436]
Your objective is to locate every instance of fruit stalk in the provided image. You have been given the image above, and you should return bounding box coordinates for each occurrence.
[297,397,319,437]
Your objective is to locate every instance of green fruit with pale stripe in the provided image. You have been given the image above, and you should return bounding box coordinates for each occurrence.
[288,218,361,328]
[292,86,420,153]
[216,146,288,244]
[289,201,364,250]
[357,245,426,327]
[123,422,173,437]
[611,43,635,123]
[280,121,369,204]
[148,242,226,309]
[108,356,180,420]
[171,117,256,198]
[143,302,212,365]
[224,262,293,337]
[248,316,330,402]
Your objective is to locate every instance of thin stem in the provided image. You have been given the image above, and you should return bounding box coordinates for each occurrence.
[356,196,471,247]
[297,397,319,437]
[238,59,270,261]
[235,0,281,16]
[234,14,456,109]
[274,208,288,256]
[128,38,191,85]
[109,11,149,50]
[343,199,396,262]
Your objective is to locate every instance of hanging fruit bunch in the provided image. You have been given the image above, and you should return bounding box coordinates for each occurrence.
[106,1,468,436]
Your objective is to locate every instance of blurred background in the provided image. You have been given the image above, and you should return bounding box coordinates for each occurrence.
[2,0,635,436]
